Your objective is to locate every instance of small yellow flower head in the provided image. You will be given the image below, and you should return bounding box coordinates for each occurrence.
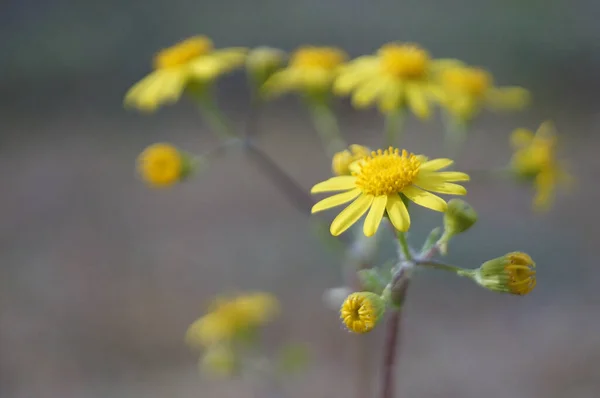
[200,344,237,378]
[137,143,188,188]
[261,46,348,98]
[153,36,214,70]
[334,42,461,118]
[332,144,371,176]
[438,65,530,122]
[125,36,247,112]
[246,47,287,85]
[475,252,536,296]
[311,147,470,236]
[509,121,572,211]
[340,292,385,333]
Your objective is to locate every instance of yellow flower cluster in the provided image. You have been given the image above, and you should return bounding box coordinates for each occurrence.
[185,292,279,377]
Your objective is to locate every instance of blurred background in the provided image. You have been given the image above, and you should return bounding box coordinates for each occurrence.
[1,1,599,397]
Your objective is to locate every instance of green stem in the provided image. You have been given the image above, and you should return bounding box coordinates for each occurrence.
[196,92,237,141]
[384,110,405,147]
[307,100,347,157]
[396,231,413,261]
[443,112,469,158]
[415,260,473,278]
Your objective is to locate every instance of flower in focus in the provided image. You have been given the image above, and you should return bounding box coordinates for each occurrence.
[340,292,385,333]
[137,143,188,188]
[473,252,536,295]
[333,43,460,118]
[438,65,530,122]
[311,147,470,236]
[124,36,247,112]
[261,46,347,98]
[332,144,371,176]
[509,121,572,211]
[185,292,279,348]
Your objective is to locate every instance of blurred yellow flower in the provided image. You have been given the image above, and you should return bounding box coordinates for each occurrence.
[137,143,185,188]
[509,121,572,211]
[124,36,247,112]
[185,292,279,348]
[340,292,385,333]
[200,345,237,377]
[333,43,460,118]
[311,147,470,236]
[261,46,347,98]
[438,66,530,122]
[474,252,536,296]
[332,144,371,176]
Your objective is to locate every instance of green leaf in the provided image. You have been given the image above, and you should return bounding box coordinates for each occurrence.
[357,268,386,295]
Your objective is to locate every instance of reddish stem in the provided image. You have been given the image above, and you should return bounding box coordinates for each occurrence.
[381,311,401,398]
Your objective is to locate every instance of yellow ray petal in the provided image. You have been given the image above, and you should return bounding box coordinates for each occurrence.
[510,128,535,148]
[363,195,388,237]
[402,186,447,212]
[385,194,410,232]
[414,181,466,195]
[351,78,387,108]
[417,171,470,183]
[419,158,454,171]
[311,188,362,213]
[330,194,374,236]
[311,176,357,193]
[485,87,530,110]
[378,81,404,113]
[406,83,430,120]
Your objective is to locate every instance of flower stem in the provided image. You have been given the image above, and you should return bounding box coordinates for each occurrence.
[196,91,237,141]
[384,110,405,147]
[381,310,401,398]
[396,231,413,261]
[415,259,473,278]
[307,100,347,157]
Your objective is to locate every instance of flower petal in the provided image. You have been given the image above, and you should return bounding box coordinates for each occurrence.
[363,195,388,237]
[311,188,362,213]
[402,186,447,212]
[378,81,404,113]
[415,181,466,195]
[330,194,374,236]
[419,158,454,171]
[311,176,357,193]
[352,78,387,108]
[510,128,535,148]
[385,194,410,232]
[417,171,470,183]
[485,87,530,110]
[406,83,430,120]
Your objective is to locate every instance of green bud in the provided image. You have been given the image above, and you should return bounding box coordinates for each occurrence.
[439,199,478,254]
[474,252,536,296]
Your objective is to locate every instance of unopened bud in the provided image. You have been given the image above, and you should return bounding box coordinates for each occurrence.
[474,252,536,295]
[340,292,386,334]
[439,199,478,254]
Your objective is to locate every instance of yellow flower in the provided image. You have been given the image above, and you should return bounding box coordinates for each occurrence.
[246,47,286,84]
[124,36,247,112]
[438,66,530,122]
[332,144,371,176]
[340,292,385,333]
[311,147,470,236]
[261,46,347,97]
[333,43,460,118]
[509,121,572,211]
[185,292,279,348]
[137,143,186,188]
[474,252,536,296]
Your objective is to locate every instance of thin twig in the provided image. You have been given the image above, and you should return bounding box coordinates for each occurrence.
[381,311,401,398]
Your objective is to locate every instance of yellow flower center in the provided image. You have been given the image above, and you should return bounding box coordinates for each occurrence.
[340,294,377,334]
[379,43,430,79]
[153,36,214,69]
[354,147,421,196]
[442,67,492,97]
[137,143,183,187]
[505,253,536,295]
[290,46,347,70]
[332,144,371,176]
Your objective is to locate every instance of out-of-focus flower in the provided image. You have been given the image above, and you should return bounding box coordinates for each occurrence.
[340,292,385,333]
[246,47,287,87]
[333,43,460,118]
[124,36,247,112]
[200,345,238,377]
[437,66,530,122]
[509,121,572,211]
[311,147,469,236]
[473,252,536,295]
[185,292,279,348]
[332,144,371,176]
[261,46,347,98]
[137,143,188,188]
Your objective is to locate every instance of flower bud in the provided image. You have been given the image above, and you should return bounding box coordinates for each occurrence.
[439,199,478,254]
[332,144,370,176]
[340,292,386,334]
[137,143,193,188]
[474,252,536,295]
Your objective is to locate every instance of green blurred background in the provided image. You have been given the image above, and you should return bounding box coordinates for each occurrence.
[1,1,598,397]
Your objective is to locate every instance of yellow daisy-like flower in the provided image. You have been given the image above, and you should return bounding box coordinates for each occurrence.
[438,66,530,122]
[185,292,279,348]
[475,252,536,296]
[332,144,371,176]
[333,43,460,118]
[261,46,348,97]
[509,121,572,211]
[311,147,470,236]
[340,292,385,334]
[137,143,185,188]
[124,36,247,112]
